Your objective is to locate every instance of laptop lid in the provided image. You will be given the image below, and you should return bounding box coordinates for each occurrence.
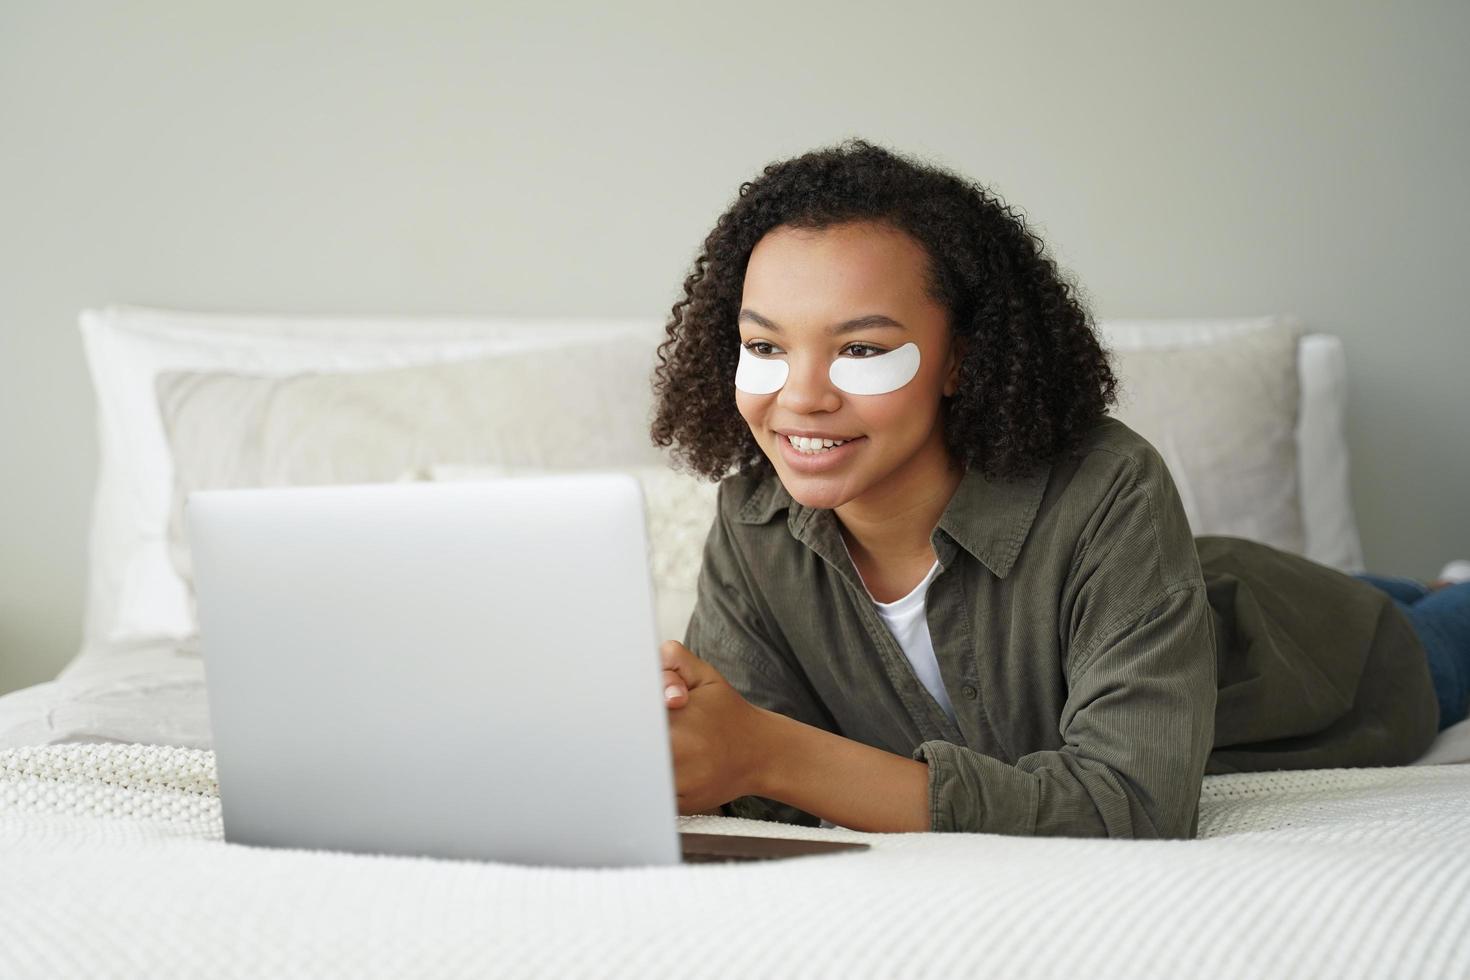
[187,474,683,868]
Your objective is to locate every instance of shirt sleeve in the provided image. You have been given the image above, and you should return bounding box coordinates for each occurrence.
[912,454,1219,839]
[683,483,838,828]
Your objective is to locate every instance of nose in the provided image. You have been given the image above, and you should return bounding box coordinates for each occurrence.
[775,352,841,414]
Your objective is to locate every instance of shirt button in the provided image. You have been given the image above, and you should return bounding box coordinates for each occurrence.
[961,684,978,700]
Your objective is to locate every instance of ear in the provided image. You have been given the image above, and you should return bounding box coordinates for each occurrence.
[942,336,968,397]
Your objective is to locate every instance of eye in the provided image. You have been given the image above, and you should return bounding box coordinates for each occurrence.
[842,343,887,358]
[742,340,783,357]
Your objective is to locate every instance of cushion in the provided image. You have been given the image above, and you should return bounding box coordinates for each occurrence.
[1102,319,1306,555]
[78,304,663,647]
[155,337,673,635]
[1098,316,1363,571]
[1294,334,1364,572]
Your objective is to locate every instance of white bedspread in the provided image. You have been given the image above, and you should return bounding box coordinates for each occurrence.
[0,640,210,751]
[2,744,1467,978]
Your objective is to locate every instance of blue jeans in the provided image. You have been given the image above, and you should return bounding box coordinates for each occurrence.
[1352,574,1470,732]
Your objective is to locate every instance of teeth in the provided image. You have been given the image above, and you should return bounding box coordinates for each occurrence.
[786,435,851,454]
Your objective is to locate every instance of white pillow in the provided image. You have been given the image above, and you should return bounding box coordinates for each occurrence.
[406,464,719,644]
[84,303,1362,656]
[1103,320,1306,555]
[78,305,664,648]
[1293,334,1364,572]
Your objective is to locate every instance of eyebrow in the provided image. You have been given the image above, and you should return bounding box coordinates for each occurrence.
[738,308,908,336]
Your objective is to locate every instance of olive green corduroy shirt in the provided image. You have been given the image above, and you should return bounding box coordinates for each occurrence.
[683,416,1440,838]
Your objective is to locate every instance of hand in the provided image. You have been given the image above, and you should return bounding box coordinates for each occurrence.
[658,639,771,814]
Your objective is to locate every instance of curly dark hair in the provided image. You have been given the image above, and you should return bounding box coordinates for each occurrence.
[650,137,1118,483]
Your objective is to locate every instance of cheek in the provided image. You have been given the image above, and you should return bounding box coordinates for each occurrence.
[835,348,945,435]
[734,391,767,431]
[854,388,933,437]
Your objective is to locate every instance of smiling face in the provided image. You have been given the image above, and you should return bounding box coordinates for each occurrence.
[735,220,964,513]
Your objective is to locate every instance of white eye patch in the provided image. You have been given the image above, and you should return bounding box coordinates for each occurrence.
[734,344,790,394]
[828,342,921,395]
[735,342,922,397]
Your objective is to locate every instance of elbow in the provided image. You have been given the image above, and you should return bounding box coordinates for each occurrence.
[1035,761,1203,841]
[1121,777,1204,841]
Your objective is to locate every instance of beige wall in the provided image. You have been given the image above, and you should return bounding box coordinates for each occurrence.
[2,1,1467,695]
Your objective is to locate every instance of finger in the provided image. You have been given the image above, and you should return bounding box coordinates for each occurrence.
[662,667,688,707]
[659,640,709,691]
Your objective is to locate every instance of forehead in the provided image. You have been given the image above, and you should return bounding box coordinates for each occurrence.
[740,221,937,329]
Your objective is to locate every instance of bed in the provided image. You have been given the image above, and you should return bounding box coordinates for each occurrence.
[2,742,1467,977]
[1,306,1465,977]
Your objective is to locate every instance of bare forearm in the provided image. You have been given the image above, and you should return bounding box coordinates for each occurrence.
[751,708,931,833]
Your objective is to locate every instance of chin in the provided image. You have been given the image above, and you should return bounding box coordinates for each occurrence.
[776,472,858,511]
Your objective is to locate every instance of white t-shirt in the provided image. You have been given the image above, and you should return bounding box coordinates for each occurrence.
[867,559,956,726]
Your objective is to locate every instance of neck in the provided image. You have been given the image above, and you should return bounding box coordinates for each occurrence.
[834,429,964,569]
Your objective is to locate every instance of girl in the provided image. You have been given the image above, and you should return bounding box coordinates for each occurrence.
[647,138,1466,838]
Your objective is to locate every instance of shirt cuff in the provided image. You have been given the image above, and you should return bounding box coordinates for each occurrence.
[911,739,1040,835]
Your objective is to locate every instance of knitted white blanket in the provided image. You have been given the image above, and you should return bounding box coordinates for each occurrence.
[2,744,1467,978]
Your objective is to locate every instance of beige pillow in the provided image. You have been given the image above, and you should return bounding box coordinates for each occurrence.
[1107,320,1305,554]
[156,337,671,616]
[405,463,719,642]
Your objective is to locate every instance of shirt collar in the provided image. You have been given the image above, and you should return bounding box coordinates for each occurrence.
[734,460,1050,580]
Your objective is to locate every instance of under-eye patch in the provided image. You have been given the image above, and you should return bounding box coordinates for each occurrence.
[734,345,790,394]
[828,343,920,395]
[734,342,922,396]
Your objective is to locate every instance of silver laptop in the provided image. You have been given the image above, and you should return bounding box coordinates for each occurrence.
[186,474,867,867]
